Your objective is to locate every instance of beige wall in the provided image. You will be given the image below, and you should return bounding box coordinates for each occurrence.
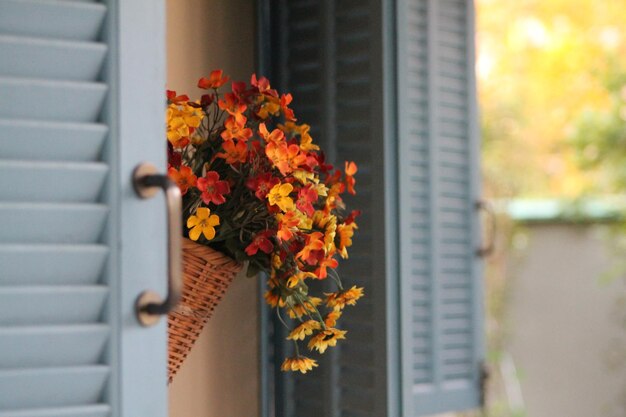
[166,1,259,417]
[507,224,626,417]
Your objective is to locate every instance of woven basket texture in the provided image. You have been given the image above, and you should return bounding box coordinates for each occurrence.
[168,238,241,383]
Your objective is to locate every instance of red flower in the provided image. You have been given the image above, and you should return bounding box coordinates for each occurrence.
[246,172,280,200]
[251,74,274,96]
[166,90,189,104]
[295,185,318,217]
[200,94,214,107]
[167,142,182,169]
[197,171,230,205]
[245,231,274,256]
[198,70,229,89]
[218,93,247,115]
[280,93,296,121]
[345,210,361,225]
[315,152,334,176]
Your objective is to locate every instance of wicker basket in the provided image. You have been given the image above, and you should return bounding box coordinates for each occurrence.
[167,238,242,383]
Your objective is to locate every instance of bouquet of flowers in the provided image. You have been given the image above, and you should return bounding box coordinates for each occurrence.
[166,70,363,373]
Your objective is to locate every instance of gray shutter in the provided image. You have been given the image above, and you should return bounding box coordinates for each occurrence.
[0,1,168,416]
[397,0,484,415]
[260,0,483,416]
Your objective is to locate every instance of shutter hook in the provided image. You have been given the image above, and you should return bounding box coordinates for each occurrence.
[475,199,496,257]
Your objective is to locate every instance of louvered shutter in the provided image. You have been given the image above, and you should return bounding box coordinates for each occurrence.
[0,1,168,416]
[397,0,483,415]
[260,0,483,416]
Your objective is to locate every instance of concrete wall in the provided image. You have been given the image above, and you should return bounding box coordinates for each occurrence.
[506,224,626,417]
[165,2,260,417]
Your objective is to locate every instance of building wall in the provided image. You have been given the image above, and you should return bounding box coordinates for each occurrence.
[506,223,626,417]
[165,2,260,417]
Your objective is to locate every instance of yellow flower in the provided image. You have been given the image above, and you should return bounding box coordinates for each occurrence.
[337,222,358,258]
[313,211,337,252]
[293,169,315,185]
[307,328,347,354]
[288,297,322,319]
[280,356,318,374]
[292,209,313,230]
[287,320,321,341]
[257,98,281,119]
[264,289,286,308]
[324,310,342,328]
[312,182,328,197]
[187,207,220,241]
[286,271,316,289]
[267,183,295,212]
[325,286,364,311]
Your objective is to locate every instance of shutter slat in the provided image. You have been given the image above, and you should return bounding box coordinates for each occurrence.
[0,36,107,81]
[0,204,108,244]
[0,0,106,41]
[0,404,110,417]
[0,120,107,162]
[0,245,107,285]
[0,325,109,368]
[0,287,108,325]
[0,367,109,410]
[0,161,108,203]
[0,78,107,123]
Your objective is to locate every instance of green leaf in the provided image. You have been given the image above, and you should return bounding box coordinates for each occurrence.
[246,262,261,278]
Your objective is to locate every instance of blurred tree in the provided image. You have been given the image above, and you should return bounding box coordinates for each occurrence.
[477,0,626,198]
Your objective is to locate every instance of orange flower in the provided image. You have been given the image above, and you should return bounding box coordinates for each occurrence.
[168,165,197,195]
[324,310,342,328]
[265,142,307,176]
[297,232,325,266]
[276,210,300,242]
[315,255,338,279]
[221,113,253,142]
[197,70,229,89]
[259,123,285,144]
[217,140,248,164]
[345,161,357,195]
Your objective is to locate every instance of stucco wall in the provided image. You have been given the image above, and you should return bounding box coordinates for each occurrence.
[506,224,626,417]
[166,1,259,417]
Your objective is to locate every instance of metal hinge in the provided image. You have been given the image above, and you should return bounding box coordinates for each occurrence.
[480,361,490,409]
